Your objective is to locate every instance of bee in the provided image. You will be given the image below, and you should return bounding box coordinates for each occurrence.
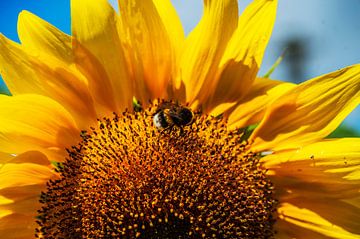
[153,102,194,132]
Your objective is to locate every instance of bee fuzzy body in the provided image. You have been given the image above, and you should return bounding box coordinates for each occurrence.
[153,102,194,131]
[153,109,172,129]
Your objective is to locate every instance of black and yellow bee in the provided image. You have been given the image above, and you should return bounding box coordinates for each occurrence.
[153,102,194,132]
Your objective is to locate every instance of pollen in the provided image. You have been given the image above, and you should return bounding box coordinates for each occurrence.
[35,101,277,238]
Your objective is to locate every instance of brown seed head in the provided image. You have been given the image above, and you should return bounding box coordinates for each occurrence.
[36,101,277,239]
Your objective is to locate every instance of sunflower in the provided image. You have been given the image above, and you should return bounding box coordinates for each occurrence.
[0,0,359,238]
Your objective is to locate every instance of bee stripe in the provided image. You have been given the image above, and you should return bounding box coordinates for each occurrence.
[157,111,170,128]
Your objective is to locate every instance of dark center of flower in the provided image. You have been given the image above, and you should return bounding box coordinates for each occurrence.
[36,101,277,239]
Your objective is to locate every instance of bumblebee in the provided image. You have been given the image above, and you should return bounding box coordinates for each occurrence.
[153,102,194,131]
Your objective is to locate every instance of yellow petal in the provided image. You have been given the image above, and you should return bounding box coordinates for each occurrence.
[0,185,45,217]
[0,207,11,218]
[0,152,53,238]
[72,40,118,117]
[277,203,360,239]
[0,184,45,205]
[117,0,181,102]
[264,139,360,201]
[71,0,133,111]
[0,168,49,217]
[0,182,46,217]
[153,0,185,98]
[0,173,52,239]
[0,152,14,164]
[276,219,333,239]
[152,0,184,46]
[7,151,50,166]
[18,11,73,64]
[250,64,360,152]
[180,0,238,103]
[205,0,277,110]
[264,139,360,237]
[208,102,238,117]
[0,34,97,129]
[0,213,36,239]
[227,77,295,129]
[264,138,360,179]
[0,94,79,156]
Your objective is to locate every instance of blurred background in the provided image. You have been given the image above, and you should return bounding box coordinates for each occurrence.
[0,0,359,136]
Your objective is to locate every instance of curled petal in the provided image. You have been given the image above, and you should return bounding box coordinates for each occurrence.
[0,94,79,156]
[0,33,97,128]
[180,0,239,104]
[205,0,278,111]
[118,0,183,102]
[227,77,295,129]
[18,11,73,64]
[277,203,360,239]
[72,0,133,111]
[265,139,360,237]
[250,64,360,152]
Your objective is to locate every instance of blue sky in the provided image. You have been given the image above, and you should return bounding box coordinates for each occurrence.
[1,0,359,130]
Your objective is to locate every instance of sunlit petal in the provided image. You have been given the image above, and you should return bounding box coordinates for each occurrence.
[205,0,278,111]
[277,203,360,239]
[71,0,133,111]
[250,65,360,152]
[0,34,97,128]
[0,94,79,157]
[227,77,295,129]
[181,0,238,104]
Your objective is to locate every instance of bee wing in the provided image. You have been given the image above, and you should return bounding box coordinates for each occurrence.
[168,112,183,121]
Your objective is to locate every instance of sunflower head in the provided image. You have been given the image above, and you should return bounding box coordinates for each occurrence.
[0,0,360,239]
[35,102,277,238]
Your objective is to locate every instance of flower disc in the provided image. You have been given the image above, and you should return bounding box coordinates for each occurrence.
[36,102,277,239]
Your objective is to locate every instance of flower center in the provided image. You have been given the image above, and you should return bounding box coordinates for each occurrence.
[36,101,277,238]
